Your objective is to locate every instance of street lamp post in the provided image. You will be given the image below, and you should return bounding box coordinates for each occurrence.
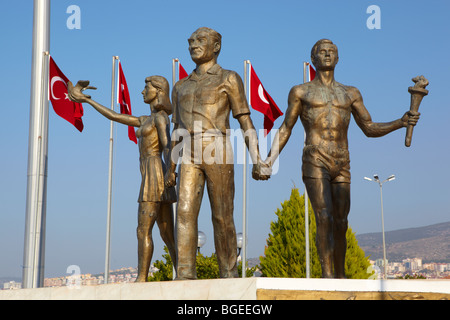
[197,231,206,254]
[236,232,243,258]
[364,174,395,279]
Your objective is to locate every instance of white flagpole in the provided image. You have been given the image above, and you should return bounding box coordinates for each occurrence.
[23,0,50,289]
[303,62,310,279]
[242,60,251,278]
[171,58,179,280]
[104,56,119,284]
[172,58,178,88]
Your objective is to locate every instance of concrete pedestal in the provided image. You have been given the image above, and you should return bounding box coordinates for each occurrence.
[1,278,449,300]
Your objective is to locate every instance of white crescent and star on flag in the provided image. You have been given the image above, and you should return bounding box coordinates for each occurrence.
[258,84,270,104]
[50,76,70,100]
[120,83,131,113]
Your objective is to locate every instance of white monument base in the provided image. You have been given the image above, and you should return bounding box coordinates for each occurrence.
[1,278,449,300]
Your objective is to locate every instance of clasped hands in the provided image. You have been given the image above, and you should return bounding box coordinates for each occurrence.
[252,159,272,181]
[164,170,177,189]
[164,159,272,189]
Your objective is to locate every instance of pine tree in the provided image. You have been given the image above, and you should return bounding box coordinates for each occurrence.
[148,246,173,281]
[259,188,373,279]
[345,226,372,279]
[259,188,321,278]
[195,253,220,279]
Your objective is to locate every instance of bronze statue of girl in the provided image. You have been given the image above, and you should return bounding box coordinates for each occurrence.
[68,76,177,282]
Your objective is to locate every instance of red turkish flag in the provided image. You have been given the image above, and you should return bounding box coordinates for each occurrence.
[49,56,84,132]
[117,61,137,144]
[179,62,188,79]
[250,65,283,136]
[309,64,316,81]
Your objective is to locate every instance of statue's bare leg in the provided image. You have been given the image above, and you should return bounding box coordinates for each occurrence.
[331,182,351,278]
[157,202,178,272]
[304,177,334,278]
[136,201,160,282]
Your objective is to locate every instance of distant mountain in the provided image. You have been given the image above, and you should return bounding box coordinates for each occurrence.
[356,221,450,263]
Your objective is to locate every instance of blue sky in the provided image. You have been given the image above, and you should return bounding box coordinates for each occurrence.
[1,0,449,278]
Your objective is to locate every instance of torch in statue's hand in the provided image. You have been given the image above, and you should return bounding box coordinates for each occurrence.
[405,75,429,147]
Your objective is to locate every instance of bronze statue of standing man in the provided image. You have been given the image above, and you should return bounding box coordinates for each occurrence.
[263,39,421,278]
[165,27,267,280]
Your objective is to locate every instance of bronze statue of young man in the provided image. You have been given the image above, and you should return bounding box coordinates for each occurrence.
[263,39,420,278]
[165,27,267,279]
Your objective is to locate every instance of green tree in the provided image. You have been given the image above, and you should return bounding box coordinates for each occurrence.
[148,246,256,281]
[148,246,174,281]
[195,253,220,279]
[259,188,373,279]
[345,226,372,279]
[259,188,321,278]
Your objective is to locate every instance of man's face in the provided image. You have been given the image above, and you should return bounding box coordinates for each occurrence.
[313,43,339,70]
[188,30,219,64]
